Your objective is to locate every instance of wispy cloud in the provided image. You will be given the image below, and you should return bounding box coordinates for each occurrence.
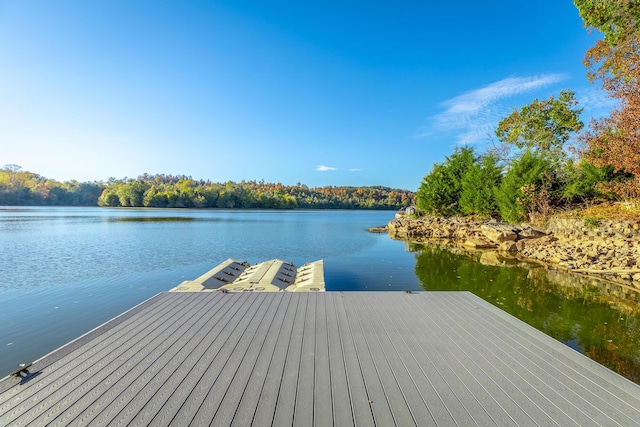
[425,74,568,145]
[315,165,337,172]
[349,168,362,172]
[576,86,618,118]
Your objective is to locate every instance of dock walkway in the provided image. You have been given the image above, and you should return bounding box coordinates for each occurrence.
[1,292,639,426]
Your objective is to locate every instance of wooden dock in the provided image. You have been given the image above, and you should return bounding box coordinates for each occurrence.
[1,292,639,426]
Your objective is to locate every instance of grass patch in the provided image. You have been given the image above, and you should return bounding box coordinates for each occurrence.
[584,217,601,228]
[557,200,640,222]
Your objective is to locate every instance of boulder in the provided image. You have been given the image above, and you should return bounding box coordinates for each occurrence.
[433,227,455,238]
[480,223,518,243]
[526,235,558,246]
[368,226,387,233]
[517,227,548,239]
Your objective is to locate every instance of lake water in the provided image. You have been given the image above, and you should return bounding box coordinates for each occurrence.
[1,207,639,383]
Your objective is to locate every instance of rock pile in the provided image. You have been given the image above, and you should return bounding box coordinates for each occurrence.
[387,216,640,288]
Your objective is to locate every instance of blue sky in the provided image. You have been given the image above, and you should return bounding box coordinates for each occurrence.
[0,1,613,190]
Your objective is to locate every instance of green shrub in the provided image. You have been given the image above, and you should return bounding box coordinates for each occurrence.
[416,147,475,216]
[563,160,634,202]
[460,154,502,216]
[495,150,554,223]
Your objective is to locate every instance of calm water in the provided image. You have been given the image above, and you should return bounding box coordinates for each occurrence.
[1,207,639,383]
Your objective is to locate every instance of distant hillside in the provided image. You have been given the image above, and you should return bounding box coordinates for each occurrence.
[98,175,415,209]
[0,165,104,206]
[0,166,415,209]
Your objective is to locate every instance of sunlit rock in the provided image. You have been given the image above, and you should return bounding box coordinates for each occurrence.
[480,223,518,242]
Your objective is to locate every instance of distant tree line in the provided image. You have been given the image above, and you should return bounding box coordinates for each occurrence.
[0,166,415,210]
[97,175,414,209]
[0,164,104,206]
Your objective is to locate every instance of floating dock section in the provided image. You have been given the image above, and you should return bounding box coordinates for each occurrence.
[1,291,639,426]
[171,259,325,292]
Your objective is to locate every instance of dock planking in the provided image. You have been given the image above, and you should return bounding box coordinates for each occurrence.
[1,292,639,426]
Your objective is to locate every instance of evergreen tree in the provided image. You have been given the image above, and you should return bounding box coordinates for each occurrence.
[460,154,502,217]
[416,147,476,217]
[562,159,634,201]
[495,150,554,223]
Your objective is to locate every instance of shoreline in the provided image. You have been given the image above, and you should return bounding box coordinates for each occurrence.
[383,216,640,290]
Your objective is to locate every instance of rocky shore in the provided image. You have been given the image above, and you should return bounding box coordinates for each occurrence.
[383,216,640,289]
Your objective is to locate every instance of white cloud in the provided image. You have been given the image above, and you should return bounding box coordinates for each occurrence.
[315,165,337,172]
[576,86,618,118]
[349,168,362,172]
[428,74,568,145]
[440,74,567,117]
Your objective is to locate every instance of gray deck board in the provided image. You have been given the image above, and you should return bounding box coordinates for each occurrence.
[59,293,221,427]
[229,293,293,427]
[62,293,217,424]
[351,294,418,426]
[1,292,639,427]
[405,293,576,426]
[293,290,317,427]
[452,292,640,404]
[400,295,546,425]
[383,294,486,426]
[439,293,640,426]
[135,292,245,426]
[151,292,259,426]
[364,294,450,427]
[272,293,307,426]
[313,291,333,427]
[169,292,273,426]
[435,294,608,424]
[208,293,285,426]
[325,293,355,427]
[97,292,234,426]
[249,293,300,427]
[406,294,527,425]
[78,293,215,426]
[342,294,400,426]
[197,292,282,425]
[334,292,375,426]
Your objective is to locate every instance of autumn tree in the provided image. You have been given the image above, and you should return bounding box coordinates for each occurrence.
[574,0,640,80]
[581,70,640,196]
[1,164,27,204]
[575,0,640,196]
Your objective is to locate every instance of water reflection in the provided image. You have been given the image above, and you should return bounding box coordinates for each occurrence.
[109,216,276,223]
[112,216,200,222]
[408,241,640,384]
